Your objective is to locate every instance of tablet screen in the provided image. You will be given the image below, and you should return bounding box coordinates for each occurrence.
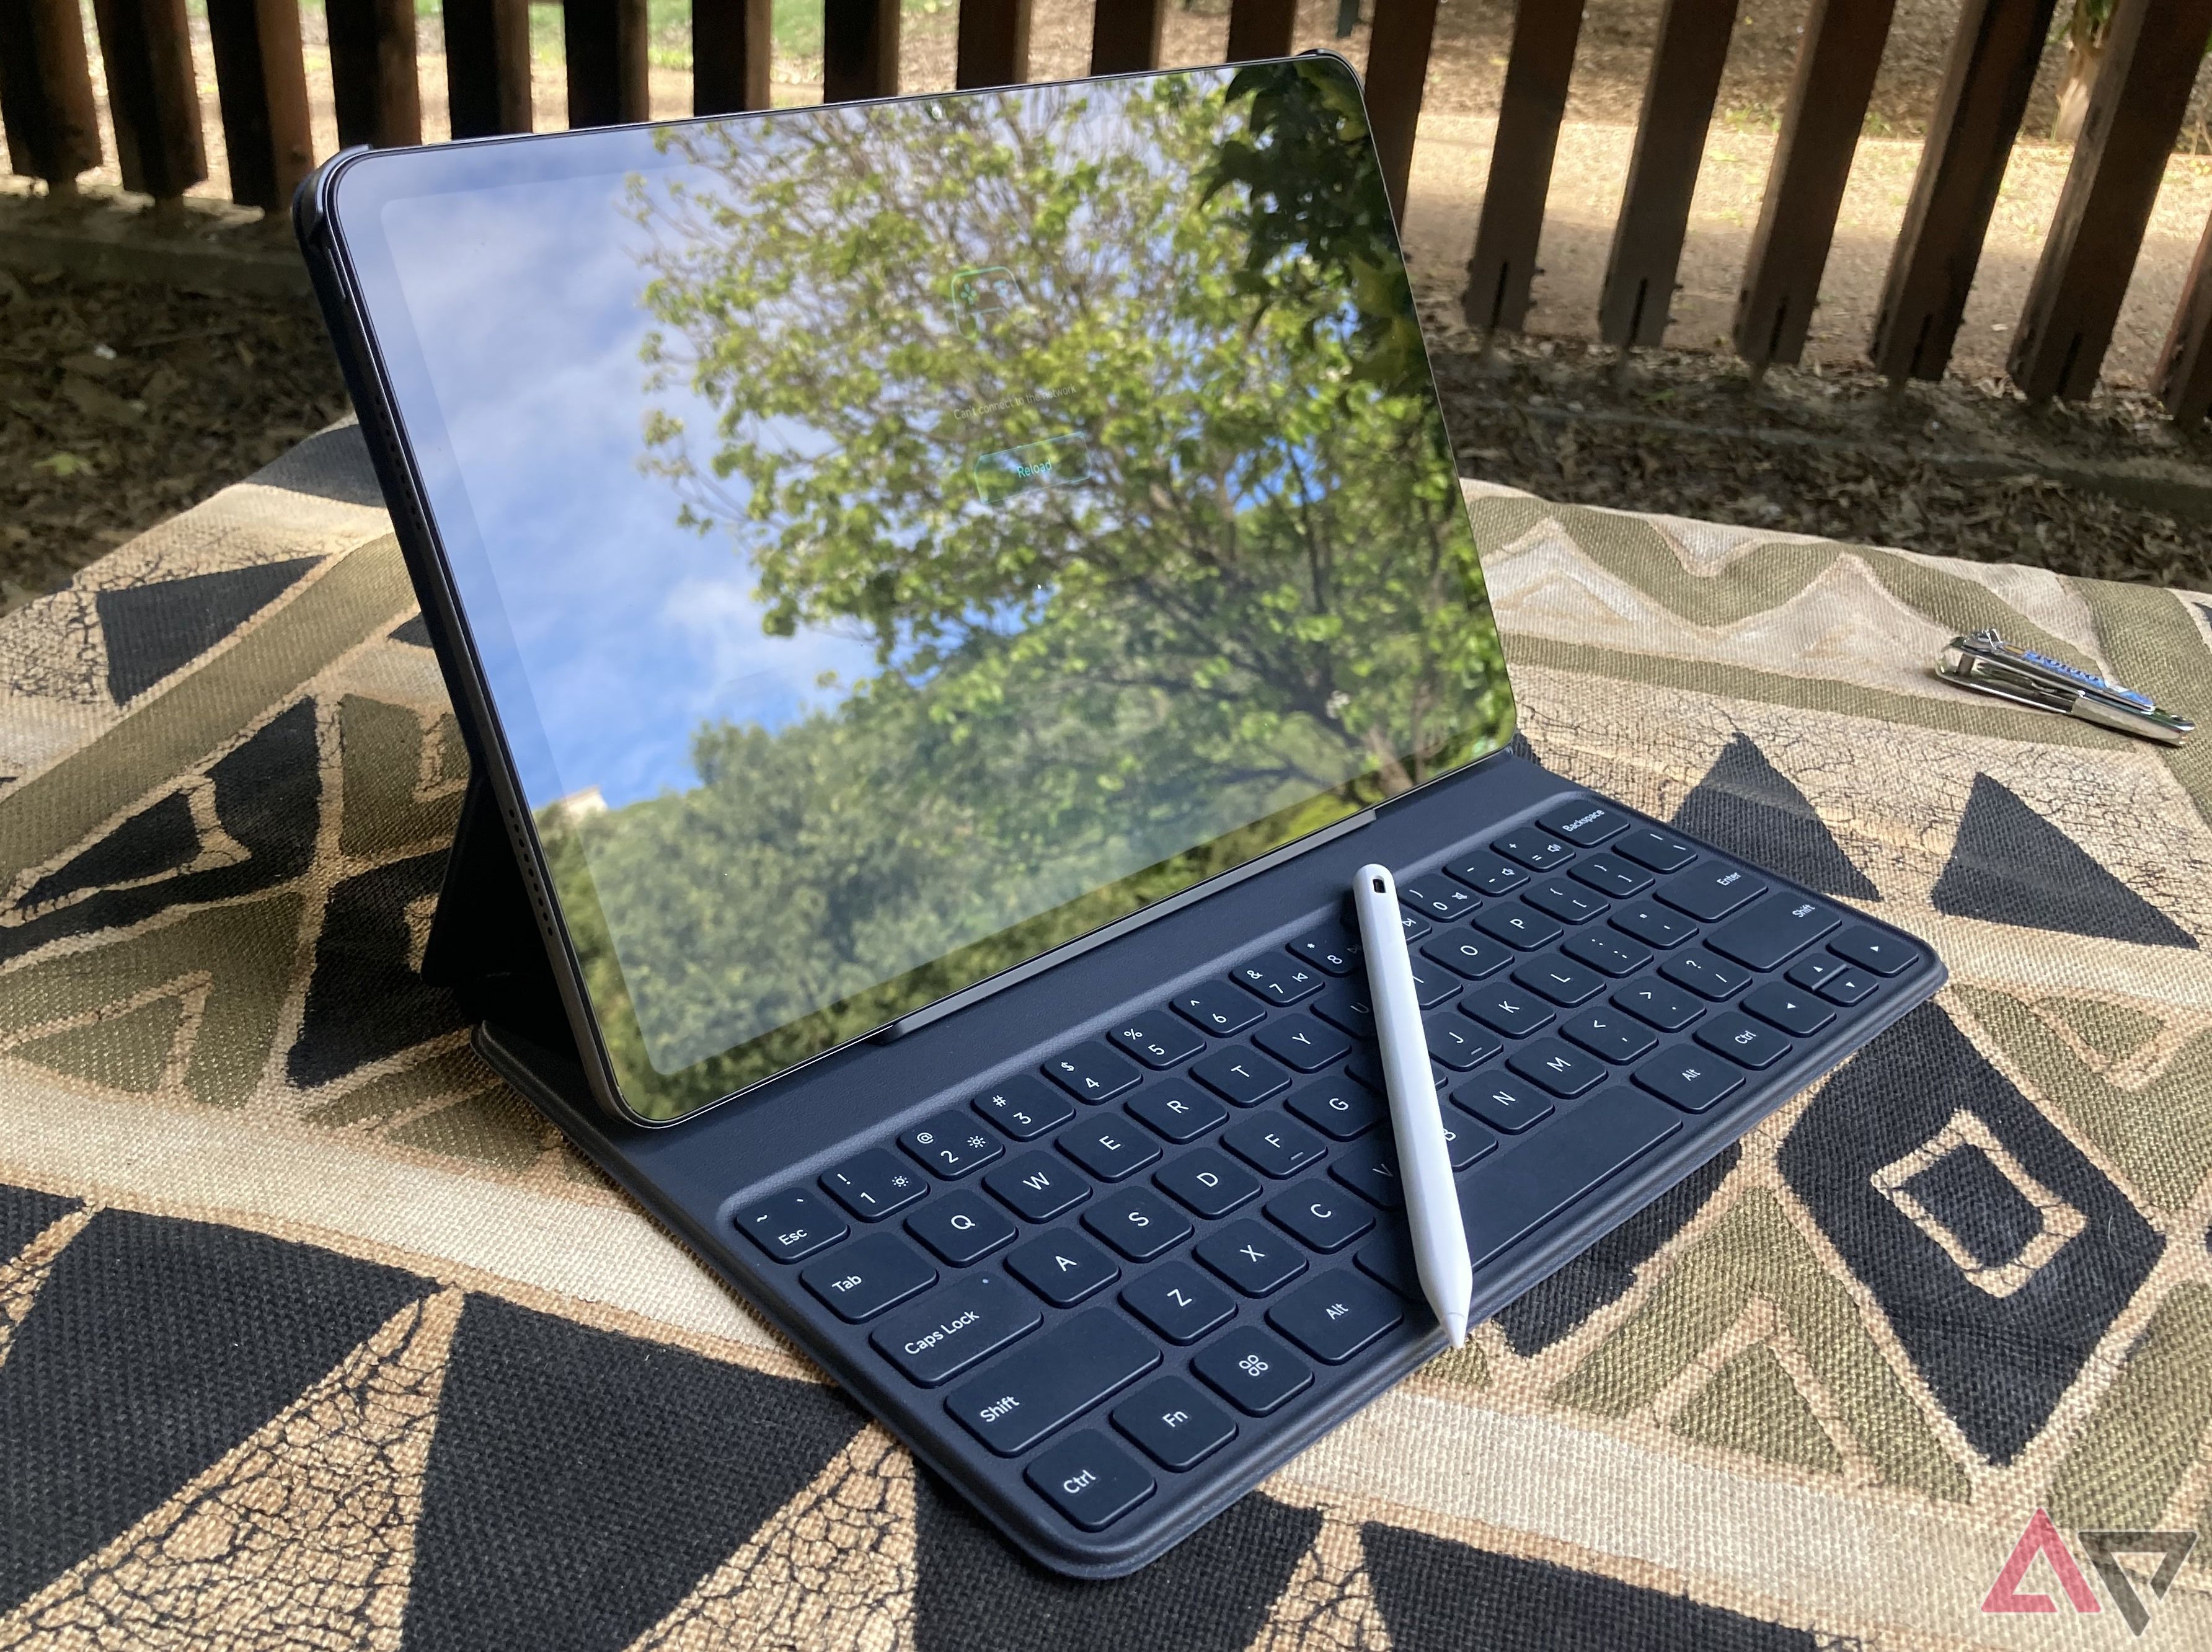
[337,58,1516,1120]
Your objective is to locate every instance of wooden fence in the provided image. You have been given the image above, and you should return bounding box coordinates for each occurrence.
[4,0,2212,423]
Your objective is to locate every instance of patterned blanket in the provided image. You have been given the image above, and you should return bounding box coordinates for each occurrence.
[1,425,2208,1651]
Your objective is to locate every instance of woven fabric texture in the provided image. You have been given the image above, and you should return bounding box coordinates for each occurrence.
[1,429,2208,1651]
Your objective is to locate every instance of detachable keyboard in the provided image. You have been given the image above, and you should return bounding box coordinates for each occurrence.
[485,760,1942,1577]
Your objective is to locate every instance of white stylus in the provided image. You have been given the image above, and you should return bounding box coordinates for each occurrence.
[1351,864,1473,1346]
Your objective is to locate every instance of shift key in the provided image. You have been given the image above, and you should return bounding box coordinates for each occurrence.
[945,1309,1161,1456]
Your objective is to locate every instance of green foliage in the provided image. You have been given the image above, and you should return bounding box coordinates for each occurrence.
[557,62,1514,1116]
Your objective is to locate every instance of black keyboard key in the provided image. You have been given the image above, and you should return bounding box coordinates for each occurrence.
[1058,1116,1162,1182]
[733,1190,847,1262]
[1427,1011,1502,1070]
[973,1075,1074,1141]
[1708,894,1839,971]
[1492,828,1575,870]
[1330,1144,1404,1209]
[1634,1048,1743,1112]
[1394,909,1433,943]
[1815,965,1878,1005]
[946,1310,1159,1455]
[1441,1116,1502,1170]
[1473,903,1565,952]
[1193,1327,1314,1415]
[1196,1221,1309,1296]
[1562,927,1653,979]
[1193,1046,1292,1106]
[1613,975,1706,1031]
[802,1232,938,1322]
[1660,948,1751,1001]
[1354,1227,1422,1302]
[1288,930,1361,976]
[1537,798,1632,846]
[1458,1087,1681,1266]
[1570,853,1653,899]
[1044,1041,1143,1103]
[1657,864,1767,922]
[901,1111,1006,1179]
[985,1152,1092,1222]
[1399,875,1479,922]
[1007,1230,1121,1306]
[1309,981,1376,1038]
[1452,1073,1554,1134]
[870,1271,1042,1385]
[1461,983,1555,1039]
[1513,955,1606,1006]
[1173,981,1266,1036]
[1265,1180,1376,1252]
[1082,1184,1193,1262]
[1231,956,1325,1005]
[1112,1377,1237,1471]
[1611,903,1699,950]
[1267,1270,1405,1364]
[1027,1431,1156,1530]
[1406,963,1463,1010]
[1562,1007,1660,1064]
[1253,1012,1354,1072]
[1156,1148,1262,1218]
[1614,827,1697,872]
[1108,1012,1206,1070]
[1422,929,1513,980]
[1287,1076,1386,1140]
[1444,851,1529,896]
[1507,1037,1609,1097]
[1223,1115,1327,1179]
[1120,1261,1236,1345]
[821,1149,929,1221]
[1523,878,1609,925]
[1744,982,1836,1037]
[906,1188,1019,1265]
[1126,1080,1227,1144]
[1829,925,1914,976]
[1696,1011,1793,1070]
[1784,953,1848,992]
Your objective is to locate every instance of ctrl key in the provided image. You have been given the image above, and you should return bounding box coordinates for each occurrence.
[1025,1431,1157,1532]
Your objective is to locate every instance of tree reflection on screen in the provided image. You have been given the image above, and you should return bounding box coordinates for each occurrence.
[538,61,1515,1118]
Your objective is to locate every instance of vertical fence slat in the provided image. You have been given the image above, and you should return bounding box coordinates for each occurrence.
[2158,213,2212,426]
[1226,0,1296,62]
[1731,0,1895,370]
[326,0,421,148]
[2007,0,2212,402]
[1869,0,2056,384]
[564,0,650,128]
[1597,0,1740,348]
[823,0,897,101]
[1463,0,1586,334]
[957,0,1030,89]
[1366,0,1440,223]
[0,0,103,190]
[205,0,313,209]
[89,0,205,200]
[1091,0,1166,74]
[443,0,531,136]
[694,0,771,112]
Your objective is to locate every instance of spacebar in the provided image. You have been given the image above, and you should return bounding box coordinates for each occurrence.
[1459,1087,1683,1267]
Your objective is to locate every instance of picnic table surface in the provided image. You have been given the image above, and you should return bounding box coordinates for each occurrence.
[1,427,2208,1651]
